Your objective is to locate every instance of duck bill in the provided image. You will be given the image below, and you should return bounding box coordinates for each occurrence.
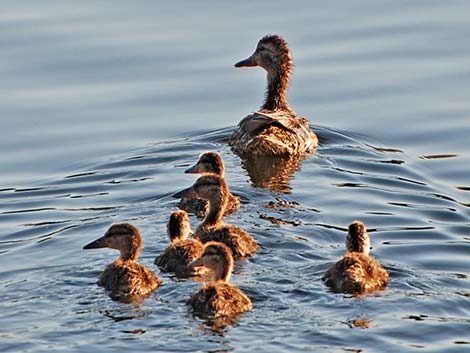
[184,164,200,174]
[188,257,205,269]
[234,55,257,68]
[172,185,198,199]
[83,236,108,250]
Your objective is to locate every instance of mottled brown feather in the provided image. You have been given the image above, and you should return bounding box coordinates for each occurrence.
[187,282,252,318]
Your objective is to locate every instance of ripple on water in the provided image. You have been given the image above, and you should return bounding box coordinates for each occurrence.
[0,126,469,353]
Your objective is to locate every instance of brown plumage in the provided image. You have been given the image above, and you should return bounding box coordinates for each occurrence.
[179,152,240,218]
[155,210,204,277]
[322,221,389,294]
[83,223,161,300]
[230,35,318,157]
[187,242,252,318]
[173,175,258,259]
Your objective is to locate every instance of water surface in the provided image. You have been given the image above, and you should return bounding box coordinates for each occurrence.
[0,1,469,353]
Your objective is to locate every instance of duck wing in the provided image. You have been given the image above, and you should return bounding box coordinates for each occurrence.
[238,111,312,140]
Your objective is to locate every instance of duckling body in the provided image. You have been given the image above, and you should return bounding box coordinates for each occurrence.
[187,242,252,318]
[155,210,204,276]
[230,35,318,157]
[174,175,258,259]
[179,152,240,218]
[322,221,389,294]
[83,223,161,298]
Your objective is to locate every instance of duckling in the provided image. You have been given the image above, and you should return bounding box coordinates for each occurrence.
[154,210,204,277]
[230,35,318,157]
[322,221,389,294]
[187,241,252,318]
[83,223,161,299]
[179,152,241,218]
[173,174,258,259]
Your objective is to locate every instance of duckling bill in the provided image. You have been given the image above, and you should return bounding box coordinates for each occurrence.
[83,223,161,300]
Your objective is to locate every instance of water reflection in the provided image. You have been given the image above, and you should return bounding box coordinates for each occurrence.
[240,154,306,193]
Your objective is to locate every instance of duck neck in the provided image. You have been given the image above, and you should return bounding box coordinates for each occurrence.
[262,68,293,113]
[119,249,137,262]
[202,194,226,228]
[214,255,233,283]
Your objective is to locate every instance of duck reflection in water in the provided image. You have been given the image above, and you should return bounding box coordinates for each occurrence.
[230,35,318,191]
[83,223,161,303]
[322,221,389,295]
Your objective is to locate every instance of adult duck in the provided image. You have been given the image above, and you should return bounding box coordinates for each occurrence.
[173,174,258,259]
[322,221,389,294]
[230,35,318,157]
[187,241,252,318]
[83,223,161,300]
[155,210,204,277]
[179,152,240,218]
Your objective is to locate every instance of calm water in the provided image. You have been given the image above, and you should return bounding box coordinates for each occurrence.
[1,1,469,352]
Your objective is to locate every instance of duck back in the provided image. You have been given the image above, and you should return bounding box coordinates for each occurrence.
[196,225,258,259]
[231,111,317,157]
[187,282,252,318]
[98,260,161,296]
[323,252,389,294]
[155,239,204,276]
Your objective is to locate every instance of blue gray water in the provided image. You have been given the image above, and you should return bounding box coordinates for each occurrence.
[0,1,469,352]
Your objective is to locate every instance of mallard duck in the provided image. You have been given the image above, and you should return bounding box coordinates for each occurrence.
[322,221,389,294]
[187,241,252,318]
[230,35,318,157]
[154,210,204,277]
[173,174,258,259]
[179,152,241,218]
[83,223,161,299]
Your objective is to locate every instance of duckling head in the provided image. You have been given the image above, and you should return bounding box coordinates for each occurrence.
[167,210,191,242]
[346,220,371,255]
[83,223,142,261]
[189,241,233,282]
[173,174,228,205]
[185,152,225,177]
[235,35,292,77]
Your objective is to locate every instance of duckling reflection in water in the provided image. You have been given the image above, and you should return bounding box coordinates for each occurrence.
[230,35,318,157]
[155,210,204,277]
[179,152,240,218]
[187,242,252,318]
[322,221,389,294]
[173,174,258,259]
[83,223,161,301]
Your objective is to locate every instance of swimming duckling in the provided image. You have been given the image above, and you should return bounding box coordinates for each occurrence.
[83,223,161,299]
[173,174,258,259]
[230,35,318,157]
[187,241,252,318]
[322,221,389,294]
[155,210,204,277]
[179,152,241,218]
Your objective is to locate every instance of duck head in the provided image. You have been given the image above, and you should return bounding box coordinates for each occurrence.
[235,34,292,75]
[189,241,233,282]
[167,210,192,242]
[346,220,371,255]
[83,223,142,261]
[173,174,228,205]
[185,152,225,177]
